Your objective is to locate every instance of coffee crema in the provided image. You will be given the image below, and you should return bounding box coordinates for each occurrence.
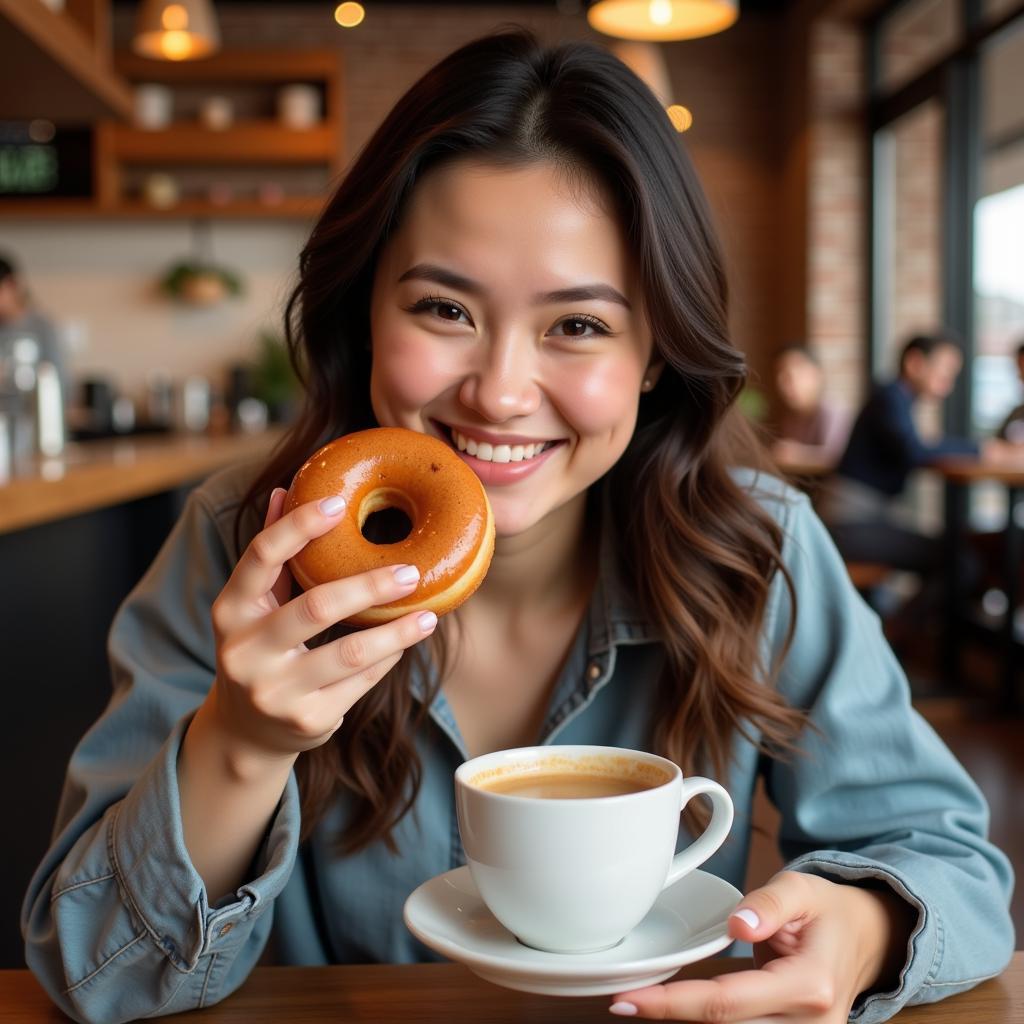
[475,770,659,799]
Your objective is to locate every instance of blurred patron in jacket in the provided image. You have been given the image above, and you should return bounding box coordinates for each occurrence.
[769,344,851,469]
[820,332,1014,578]
[0,253,68,402]
[996,340,1024,444]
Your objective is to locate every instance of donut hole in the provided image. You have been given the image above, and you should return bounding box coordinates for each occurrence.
[359,488,415,545]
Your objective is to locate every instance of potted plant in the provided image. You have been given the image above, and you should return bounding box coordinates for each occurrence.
[159,259,244,307]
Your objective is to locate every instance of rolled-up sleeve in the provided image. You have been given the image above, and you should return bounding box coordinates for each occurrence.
[21,481,301,1024]
[760,488,1015,1023]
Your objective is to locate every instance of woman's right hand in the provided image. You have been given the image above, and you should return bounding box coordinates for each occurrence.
[204,486,437,768]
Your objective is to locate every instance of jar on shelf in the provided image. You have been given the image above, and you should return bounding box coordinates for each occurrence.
[277,84,321,129]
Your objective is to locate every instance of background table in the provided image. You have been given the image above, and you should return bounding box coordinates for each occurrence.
[2,954,1021,1022]
[937,457,1024,711]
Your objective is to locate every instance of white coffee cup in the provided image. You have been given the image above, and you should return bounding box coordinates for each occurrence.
[455,744,734,954]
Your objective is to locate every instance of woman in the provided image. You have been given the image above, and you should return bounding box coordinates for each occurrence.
[770,343,850,469]
[23,27,1013,1024]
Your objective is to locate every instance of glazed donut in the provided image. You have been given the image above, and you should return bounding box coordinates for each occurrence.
[283,427,495,626]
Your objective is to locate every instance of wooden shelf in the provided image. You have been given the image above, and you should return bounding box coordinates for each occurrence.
[108,121,338,165]
[0,196,324,220]
[0,0,131,120]
[114,49,342,83]
[0,45,342,220]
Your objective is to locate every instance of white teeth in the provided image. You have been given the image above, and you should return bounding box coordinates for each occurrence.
[451,430,551,464]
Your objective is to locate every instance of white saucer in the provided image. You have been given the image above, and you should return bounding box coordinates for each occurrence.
[403,866,742,997]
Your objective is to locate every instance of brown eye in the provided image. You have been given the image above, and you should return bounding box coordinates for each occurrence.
[437,303,463,321]
[407,296,470,324]
[552,315,610,338]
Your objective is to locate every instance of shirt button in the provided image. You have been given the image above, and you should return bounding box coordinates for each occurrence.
[219,923,234,937]
[588,662,601,681]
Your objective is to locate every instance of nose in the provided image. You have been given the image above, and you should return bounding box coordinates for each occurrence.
[458,335,542,422]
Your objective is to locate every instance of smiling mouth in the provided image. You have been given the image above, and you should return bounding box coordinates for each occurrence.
[444,426,558,465]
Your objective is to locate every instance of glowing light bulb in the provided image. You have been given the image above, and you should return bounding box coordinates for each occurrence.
[649,0,673,26]
[160,29,193,60]
[335,2,365,27]
[161,3,188,30]
[667,105,693,132]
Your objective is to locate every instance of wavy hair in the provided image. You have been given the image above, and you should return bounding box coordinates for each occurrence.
[236,25,805,852]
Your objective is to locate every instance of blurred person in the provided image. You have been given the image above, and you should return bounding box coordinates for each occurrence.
[995,340,1024,444]
[770,344,850,468]
[0,253,68,403]
[821,333,1014,575]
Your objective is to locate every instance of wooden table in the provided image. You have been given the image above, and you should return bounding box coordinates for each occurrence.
[936,456,1024,711]
[1,955,1021,1022]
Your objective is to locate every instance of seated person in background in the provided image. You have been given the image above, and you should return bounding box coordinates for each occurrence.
[996,340,1024,444]
[0,252,68,402]
[769,343,850,468]
[820,332,1012,580]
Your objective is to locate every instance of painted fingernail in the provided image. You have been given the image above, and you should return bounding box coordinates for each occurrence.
[319,495,346,516]
[731,907,760,930]
[417,611,438,632]
[393,564,420,586]
[609,1003,638,1017]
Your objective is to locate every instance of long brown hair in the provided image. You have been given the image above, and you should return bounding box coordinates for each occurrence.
[236,26,805,852]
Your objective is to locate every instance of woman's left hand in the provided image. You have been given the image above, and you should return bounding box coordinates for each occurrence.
[609,870,915,1022]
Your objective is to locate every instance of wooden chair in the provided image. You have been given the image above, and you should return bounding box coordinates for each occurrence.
[845,561,890,592]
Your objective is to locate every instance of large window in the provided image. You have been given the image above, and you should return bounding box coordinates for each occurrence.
[873,98,946,377]
[972,18,1024,434]
[870,0,1024,436]
[877,0,961,93]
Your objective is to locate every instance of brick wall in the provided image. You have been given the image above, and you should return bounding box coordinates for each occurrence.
[803,15,868,415]
[887,99,944,368]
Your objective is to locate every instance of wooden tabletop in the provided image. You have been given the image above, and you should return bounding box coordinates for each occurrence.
[933,454,1024,486]
[1,954,1021,1022]
[0,428,284,535]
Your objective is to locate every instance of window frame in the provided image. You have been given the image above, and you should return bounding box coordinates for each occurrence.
[866,0,1024,432]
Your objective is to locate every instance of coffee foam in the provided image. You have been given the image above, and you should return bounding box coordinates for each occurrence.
[467,753,672,791]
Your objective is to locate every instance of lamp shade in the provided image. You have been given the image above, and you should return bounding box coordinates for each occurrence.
[133,0,221,61]
[587,0,738,41]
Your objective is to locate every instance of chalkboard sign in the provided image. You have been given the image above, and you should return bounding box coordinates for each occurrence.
[0,122,92,197]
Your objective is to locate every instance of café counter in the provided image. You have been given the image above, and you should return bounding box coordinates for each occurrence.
[0,428,284,535]
[0,428,284,971]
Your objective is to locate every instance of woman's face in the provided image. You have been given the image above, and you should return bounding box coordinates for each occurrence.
[369,159,658,538]
[774,351,822,413]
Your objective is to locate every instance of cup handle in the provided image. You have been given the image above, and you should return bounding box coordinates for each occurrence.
[663,777,734,889]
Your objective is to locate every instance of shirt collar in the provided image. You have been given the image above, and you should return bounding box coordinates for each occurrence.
[586,480,660,654]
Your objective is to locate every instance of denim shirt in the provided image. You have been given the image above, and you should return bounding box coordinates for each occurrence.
[22,461,1015,1024]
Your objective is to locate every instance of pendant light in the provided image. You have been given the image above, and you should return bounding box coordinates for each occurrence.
[133,0,221,61]
[587,0,738,41]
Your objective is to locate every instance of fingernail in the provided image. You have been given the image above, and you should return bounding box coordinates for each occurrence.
[393,564,420,586]
[609,1002,638,1016]
[731,907,760,930]
[319,495,346,516]
[417,611,438,632]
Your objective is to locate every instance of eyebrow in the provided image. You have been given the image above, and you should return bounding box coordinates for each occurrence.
[397,262,632,312]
